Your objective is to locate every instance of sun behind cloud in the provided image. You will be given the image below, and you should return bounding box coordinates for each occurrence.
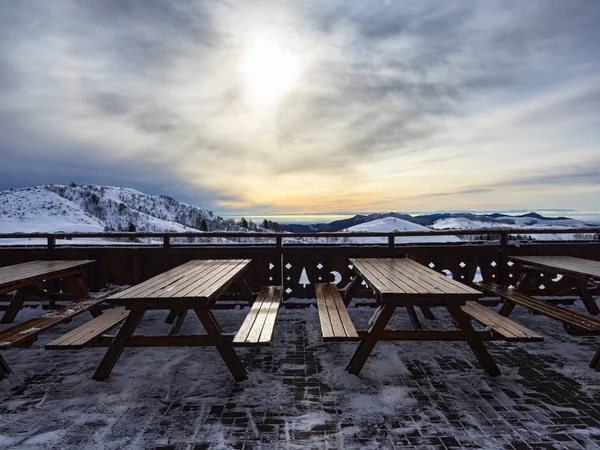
[241,33,300,106]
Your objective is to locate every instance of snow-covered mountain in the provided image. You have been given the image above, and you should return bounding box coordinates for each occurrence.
[0,184,257,241]
[431,215,598,240]
[342,217,461,244]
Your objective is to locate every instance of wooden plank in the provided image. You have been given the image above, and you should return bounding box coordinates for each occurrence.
[234,288,268,343]
[349,259,400,296]
[323,284,347,338]
[0,287,124,348]
[154,259,229,298]
[369,258,447,294]
[480,283,600,332]
[511,256,600,279]
[327,284,358,339]
[350,258,480,300]
[365,259,423,294]
[174,259,243,298]
[259,286,283,343]
[461,302,543,341]
[396,258,480,294]
[191,259,252,299]
[45,307,129,349]
[315,283,335,339]
[0,260,94,289]
[243,287,275,343]
[110,260,209,299]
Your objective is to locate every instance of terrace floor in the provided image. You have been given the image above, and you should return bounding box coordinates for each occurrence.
[1,299,600,450]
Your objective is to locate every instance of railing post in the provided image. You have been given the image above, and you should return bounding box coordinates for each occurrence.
[275,236,283,286]
[47,237,56,250]
[388,235,395,249]
[163,236,170,249]
[498,232,508,286]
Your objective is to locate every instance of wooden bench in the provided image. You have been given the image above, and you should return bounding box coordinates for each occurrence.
[233,286,283,346]
[0,287,123,349]
[315,283,359,341]
[479,282,600,335]
[461,301,543,342]
[46,307,130,349]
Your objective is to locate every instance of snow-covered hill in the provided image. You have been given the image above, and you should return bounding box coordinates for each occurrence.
[431,216,598,241]
[0,187,104,234]
[0,184,261,244]
[342,217,461,244]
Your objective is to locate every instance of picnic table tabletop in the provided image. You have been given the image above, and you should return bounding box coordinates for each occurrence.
[510,256,600,282]
[107,259,252,307]
[0,260,95,292]
[349,257,481,302]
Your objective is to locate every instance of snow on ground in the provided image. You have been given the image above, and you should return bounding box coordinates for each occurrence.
[1,297,599,449]
[342,217,461,244]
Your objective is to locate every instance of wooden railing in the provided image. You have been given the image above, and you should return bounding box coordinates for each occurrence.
[1,228,599,300]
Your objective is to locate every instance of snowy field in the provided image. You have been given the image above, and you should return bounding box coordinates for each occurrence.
[1,299,600,449]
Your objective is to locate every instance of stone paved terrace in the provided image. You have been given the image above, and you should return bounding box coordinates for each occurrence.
[1,299,599,450]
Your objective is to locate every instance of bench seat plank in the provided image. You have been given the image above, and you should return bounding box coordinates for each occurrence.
[45,307,130,349]
[316,283,359,341]
[479,282,600,333]
[0,287,124,349]
[233,286,283,346]
[461,301,543,342]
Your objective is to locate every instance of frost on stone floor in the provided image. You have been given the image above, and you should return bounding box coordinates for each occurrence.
[0,302,599,449]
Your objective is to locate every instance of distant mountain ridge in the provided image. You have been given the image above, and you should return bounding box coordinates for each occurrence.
[284,211,591,232]
[1,184,596,238]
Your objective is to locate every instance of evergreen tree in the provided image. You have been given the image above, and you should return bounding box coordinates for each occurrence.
[128,222,136,232]
[200,219,208,232]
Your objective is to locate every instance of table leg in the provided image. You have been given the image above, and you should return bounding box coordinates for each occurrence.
[236,278,254,305]
[68,275,102,317]
[93,308,146,381]
[446,304,500,377]
[194,308,247,382]
[344,276,363,306]
[165,309,180,324]
[169,309,188,335]
[498,301,516,317]
[577,285,599,315]
[406,306,422,330]
[591,346,600,371]
[0,353,12,379]
[347,303,397,375]
[1,290,26,324]
[419,306,436,320]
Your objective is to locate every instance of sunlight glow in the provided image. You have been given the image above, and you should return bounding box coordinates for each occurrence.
[241,37,299,106]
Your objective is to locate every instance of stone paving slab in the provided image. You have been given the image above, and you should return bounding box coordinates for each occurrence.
[0,301,599,449]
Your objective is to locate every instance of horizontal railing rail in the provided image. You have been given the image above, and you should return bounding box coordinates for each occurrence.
[0,227,599,240]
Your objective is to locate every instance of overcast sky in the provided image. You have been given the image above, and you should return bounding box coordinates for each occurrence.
[1,0,599,215]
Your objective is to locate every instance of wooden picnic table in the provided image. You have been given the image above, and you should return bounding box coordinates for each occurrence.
[91,259,253,381]
[345,258,501,377]
[511,256,600,315]
[0,260,94,323]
